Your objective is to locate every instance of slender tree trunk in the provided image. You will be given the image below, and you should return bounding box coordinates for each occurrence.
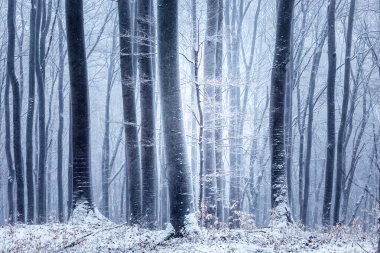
[5,76,15,224]
[215,0,224,224]
[333,0,355,225]
[65,0,94,213]
[302,30,327,226]
[157,0,196,236]
[35,0,47,224]
[26,0,37,224]
[269,0,294,223]
[118,0,142,224]
[57,5,65,223]
[7,0,25,223]
[322,0,337,227]
[101,23,117,219]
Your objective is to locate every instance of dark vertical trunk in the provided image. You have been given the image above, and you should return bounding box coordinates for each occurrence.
[5,76,15,224]
[157,0,196,236]
[333,0,355,225]
[215,0,224,224]
[7,0,25,223]
[302,30,327,226]
[57,6,65,223]
[67,105,73,220]
[65,0,94,213]
[35,0,47,224]
[202,0,218,227]
[269,0,294,222]
[322,0,337,227]
[118,0,141,224]
[137,0,157,227]
[26,0,37,224]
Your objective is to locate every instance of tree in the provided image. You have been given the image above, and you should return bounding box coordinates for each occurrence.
[322,0,337,227]
[65,0,94,213]
[202,0,218,226]
[118,0,142,224]
[26,0,37,224]
[137,0,157,227]
[7,0,25,223]
[157,0,196,237]
[57,5,65,223]
[269,0,294,223]
[333,0,355,225]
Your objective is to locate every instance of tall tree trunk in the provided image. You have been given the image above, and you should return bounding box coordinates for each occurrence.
[302,30,327,226]
[35,0,47,224]
[5,76,15,224]
[137,0,157,228]
[65,0,94,213]
[101,23,117,219]
[202,0,218,227]
[57,5,65,223]
[333,0,355,225]
[118,0,142,224]
[157,0,196,237]
[7,0,25,223]
[26,0,37,224]
[269,0,294,223]
[215,0,224,224]
[322,0,337,227]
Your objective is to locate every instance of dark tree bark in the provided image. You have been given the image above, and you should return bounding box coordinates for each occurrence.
[202,0,218,227]
[7,0,25,223]
[322,0,337,227]
[269,0,294,222]
[157,0,196,237]
[57,7,65,223]
[137,0,157,227]
[26,0,37,224]
[302,30,327,226]
[215,0,224,224]
[333,0,355,225]
[35,0,47,224]
[5,76,15,224]
[118,0,141,224]
[65,0,94,212]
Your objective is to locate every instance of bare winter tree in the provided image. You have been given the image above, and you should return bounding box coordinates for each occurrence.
[269,0,294,223]
[322,0,337,227]
[118,0,141,224]
[7,0,25,223]
[157,0,196,237]
[65,0,94,214]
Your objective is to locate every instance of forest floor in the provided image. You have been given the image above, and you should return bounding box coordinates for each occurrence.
[0,220,377,252]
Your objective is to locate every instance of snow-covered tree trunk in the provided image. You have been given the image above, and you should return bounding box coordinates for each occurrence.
[269,0,294,224]
[157,0,196,237]
[202,0,218,227]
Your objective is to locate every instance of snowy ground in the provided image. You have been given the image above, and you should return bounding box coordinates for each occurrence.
[0,221,377,252]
